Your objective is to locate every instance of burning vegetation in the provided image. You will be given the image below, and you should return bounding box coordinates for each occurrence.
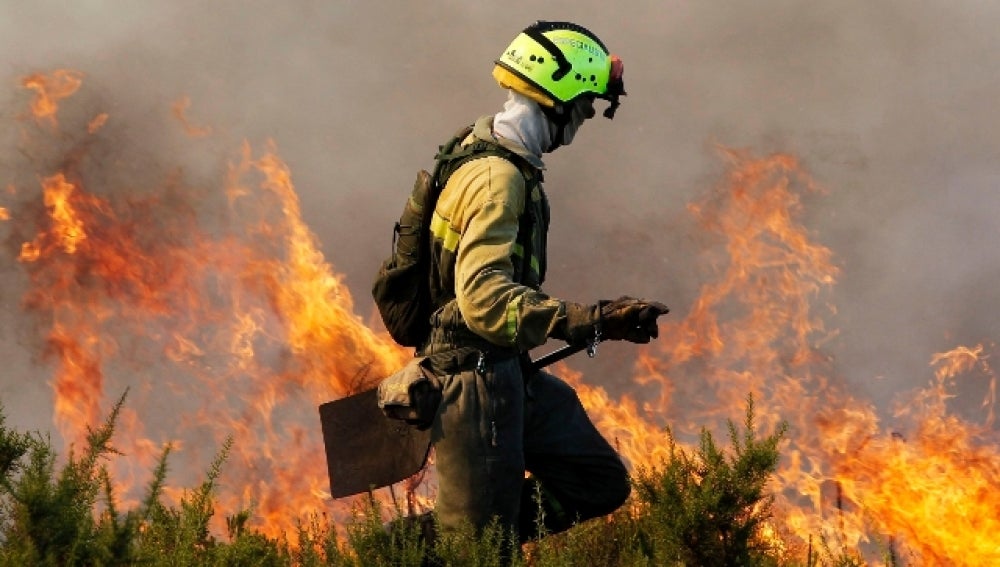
[1,70,998,565]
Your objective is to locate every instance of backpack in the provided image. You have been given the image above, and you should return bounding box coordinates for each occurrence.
[372,125,535,348]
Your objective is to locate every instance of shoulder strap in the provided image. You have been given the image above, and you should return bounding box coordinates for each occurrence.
[432,125,540,190]
[430,125,475,188]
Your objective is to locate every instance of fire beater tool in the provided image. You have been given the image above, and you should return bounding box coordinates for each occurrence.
[319,342,590,498]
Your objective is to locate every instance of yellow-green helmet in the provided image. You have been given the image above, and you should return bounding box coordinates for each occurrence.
[493,21,625,118]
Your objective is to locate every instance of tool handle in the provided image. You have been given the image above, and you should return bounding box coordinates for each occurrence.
[529,343,588,372]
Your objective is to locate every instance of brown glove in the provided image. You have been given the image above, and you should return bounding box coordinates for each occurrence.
[553,297,669,346]
[553,302,602,346]
[599,296,670,344]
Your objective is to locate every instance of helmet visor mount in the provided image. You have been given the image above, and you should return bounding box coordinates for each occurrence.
[602,55,625,119]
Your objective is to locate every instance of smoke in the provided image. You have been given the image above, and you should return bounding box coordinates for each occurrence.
[3,0,1000,433]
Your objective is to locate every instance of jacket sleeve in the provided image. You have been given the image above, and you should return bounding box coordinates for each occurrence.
[450,159,567,350]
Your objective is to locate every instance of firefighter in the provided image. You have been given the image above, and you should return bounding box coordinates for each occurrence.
[418,20,669,550]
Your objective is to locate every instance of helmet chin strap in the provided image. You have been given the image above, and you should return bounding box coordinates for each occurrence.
[540,103,573,152]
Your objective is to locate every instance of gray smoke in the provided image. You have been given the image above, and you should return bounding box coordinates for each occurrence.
[3,0,1000,433]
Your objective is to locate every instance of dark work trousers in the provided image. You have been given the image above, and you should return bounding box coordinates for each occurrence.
[430,356,631,544]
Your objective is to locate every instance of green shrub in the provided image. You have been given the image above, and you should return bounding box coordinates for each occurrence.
[0,393,131,566]
[0,393,858,566]
[630,394,787,566]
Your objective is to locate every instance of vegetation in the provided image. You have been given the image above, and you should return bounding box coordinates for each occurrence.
[0,394,869,566]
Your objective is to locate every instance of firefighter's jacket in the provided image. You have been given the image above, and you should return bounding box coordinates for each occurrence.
[426,116,571,353]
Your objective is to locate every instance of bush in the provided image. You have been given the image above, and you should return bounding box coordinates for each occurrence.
[0,393,132,566]
[629,394,787,566]
[0,393,842,566]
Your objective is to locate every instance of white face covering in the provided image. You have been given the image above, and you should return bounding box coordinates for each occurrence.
[493,91,553,157]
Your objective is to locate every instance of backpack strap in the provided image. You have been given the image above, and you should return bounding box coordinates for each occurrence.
[430,125,475,189]
[433,125,540,191]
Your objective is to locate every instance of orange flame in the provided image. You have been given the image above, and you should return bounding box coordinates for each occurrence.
[172,96,212,138]
[42,173,87,254]
[88,113,109,134]
[11,72,409,540]
[930,344,997,427]
[20,69,84,126]
[574,148,1000,565]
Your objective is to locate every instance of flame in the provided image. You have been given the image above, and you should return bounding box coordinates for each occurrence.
[20,69,84,126]
[88,113,109,134]
[6,71,999,563]
[172,96,212,137]
[9,71,408,539]
[574,148,1000,565]
[42,173,88,254]
[930,344,997,427]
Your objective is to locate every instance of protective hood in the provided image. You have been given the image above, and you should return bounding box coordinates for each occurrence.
[493,91,554,157]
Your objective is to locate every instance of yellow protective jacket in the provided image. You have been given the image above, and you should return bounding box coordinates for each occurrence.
[425,116,571,353]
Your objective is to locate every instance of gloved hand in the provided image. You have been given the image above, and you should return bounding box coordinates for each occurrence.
[554,297,669,346]
[599,296,669,344]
